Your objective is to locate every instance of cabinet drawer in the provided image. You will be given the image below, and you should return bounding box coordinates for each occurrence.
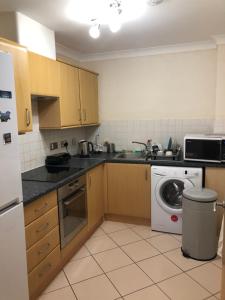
[24,191,57,226]
[28,246,60,297]
[27,226,60,272]
[26,207,58,249]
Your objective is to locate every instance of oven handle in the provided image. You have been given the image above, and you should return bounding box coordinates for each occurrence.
[63,188,86,206]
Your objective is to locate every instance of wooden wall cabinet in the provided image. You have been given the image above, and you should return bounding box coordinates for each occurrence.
[79,69,99,125]
[106,163,151,224]
[24,191,60,300]
[0,39,32,133]
[87,164,104,231]
[29,51,60,97]
[38,62,81,128]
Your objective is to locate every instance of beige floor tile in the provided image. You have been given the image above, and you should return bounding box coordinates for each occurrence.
[94,247,133,272]
[107,264,153,296]
[137,255,182,283]
[123,285,169,300]
[85,235,117,254]
[38,286,76,300]
[109,229,142,246]
[101,221,129,233]
[212,256,222,269]
[164,248,206,271]
[207,297,218,300]
[72,274,120,300]
[131,225,162,239]
[215,292,221,299]
[92,227,107,238]
[43,271,69,294]
[158,273,210,300]
[64,256,103,284]
[173,234,182,241]
[70,246,90,261]
[147,234,181,253]
[187,263,222,294]
[121,240,160,262]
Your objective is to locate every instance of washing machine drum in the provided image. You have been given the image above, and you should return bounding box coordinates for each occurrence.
[156,178,193,213]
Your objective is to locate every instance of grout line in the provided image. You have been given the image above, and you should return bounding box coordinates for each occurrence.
[63,269,78,300]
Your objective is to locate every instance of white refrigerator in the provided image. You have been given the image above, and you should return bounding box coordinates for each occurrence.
[0,52,29,300]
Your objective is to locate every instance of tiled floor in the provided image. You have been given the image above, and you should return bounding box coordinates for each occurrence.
[39,221,222,300]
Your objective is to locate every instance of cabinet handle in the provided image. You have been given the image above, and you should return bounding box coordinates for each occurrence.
[145,168,148,181]
[38,263,52,278]
[36,222,49,233]
[34,203,48,214]
[89,175,91,187]
[38,243,51,255]
[25,108,31,127]
[78,109,82,122]
[83,109,87,121]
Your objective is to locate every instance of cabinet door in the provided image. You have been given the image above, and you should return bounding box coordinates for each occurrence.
[0,40,32,133]
[29,52,60,97]
[107,163,151,220]
[59,63,81,126]
[87,165,104,230]
[205,167,225,233]
[79,69,99,125]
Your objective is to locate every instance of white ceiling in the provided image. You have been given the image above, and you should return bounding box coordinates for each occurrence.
[0,0,224,55]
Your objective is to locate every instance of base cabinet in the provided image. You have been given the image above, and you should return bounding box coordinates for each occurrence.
[87,164,104,231]
[205,167,225,234]
[24,191,60,300]
[106,163,151,223]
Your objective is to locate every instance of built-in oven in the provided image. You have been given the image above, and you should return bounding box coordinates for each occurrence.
[58,175,87,248]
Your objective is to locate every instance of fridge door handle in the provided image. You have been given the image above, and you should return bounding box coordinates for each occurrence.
[0,198,19,214]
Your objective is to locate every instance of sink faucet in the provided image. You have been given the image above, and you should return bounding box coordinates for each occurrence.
[132,140,152,156]
[132,141,148,151]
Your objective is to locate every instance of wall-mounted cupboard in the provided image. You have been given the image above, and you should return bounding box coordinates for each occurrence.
[28,52,99,129]
[0,38,32,133]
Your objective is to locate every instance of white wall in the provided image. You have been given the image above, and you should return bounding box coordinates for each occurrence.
[83,49,217,121]
[0,12,56,59]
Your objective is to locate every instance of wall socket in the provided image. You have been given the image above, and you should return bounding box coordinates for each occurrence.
[50,142,58,150]
[61,140,68,148]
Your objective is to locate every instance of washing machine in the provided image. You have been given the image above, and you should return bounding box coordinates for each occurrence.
[151,166,202,234]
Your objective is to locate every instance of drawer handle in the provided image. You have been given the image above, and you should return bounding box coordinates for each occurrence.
[34,203,49,214]
[38,263,52,278]
[38,243,51,255]
[36,222,49,233]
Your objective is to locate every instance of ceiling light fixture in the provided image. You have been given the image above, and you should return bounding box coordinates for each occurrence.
[66,0,164,39]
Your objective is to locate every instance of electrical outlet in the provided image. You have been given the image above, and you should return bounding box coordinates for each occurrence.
[61,140,68,148]
[50,142,58,150]
[72,138,76,146]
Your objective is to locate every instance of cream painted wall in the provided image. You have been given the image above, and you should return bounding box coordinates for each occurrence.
[0,12,56,59]
[83,49,217,121]
[215,45,225,119]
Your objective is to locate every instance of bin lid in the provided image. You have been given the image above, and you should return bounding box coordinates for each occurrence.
[183,188,217,203]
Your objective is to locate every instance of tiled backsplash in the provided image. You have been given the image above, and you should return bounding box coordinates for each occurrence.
[19,100,86,172]
[19,101,217,172]
[86,119,214,151]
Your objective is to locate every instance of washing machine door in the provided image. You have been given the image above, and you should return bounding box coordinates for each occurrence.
[155,177,194,214]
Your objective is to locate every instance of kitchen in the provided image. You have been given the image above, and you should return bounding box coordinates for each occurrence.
[0,1,225,300]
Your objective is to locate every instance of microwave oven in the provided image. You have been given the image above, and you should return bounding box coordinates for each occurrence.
[184,134,225,163]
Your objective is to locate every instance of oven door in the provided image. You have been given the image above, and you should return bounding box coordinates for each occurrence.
[184,138,222,162]
[58,187,87,248]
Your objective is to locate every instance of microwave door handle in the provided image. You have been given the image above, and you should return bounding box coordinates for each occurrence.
[63,188,85,206]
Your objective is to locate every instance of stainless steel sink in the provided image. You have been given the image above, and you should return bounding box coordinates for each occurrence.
[114,152,147,160]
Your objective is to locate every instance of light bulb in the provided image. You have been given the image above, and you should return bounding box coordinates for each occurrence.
[89,24,100,39]
[109,21,121,33]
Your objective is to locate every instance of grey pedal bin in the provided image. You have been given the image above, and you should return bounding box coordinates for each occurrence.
[181,188,217,261]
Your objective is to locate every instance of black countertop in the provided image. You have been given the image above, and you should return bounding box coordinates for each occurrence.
[22,153,225,206]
